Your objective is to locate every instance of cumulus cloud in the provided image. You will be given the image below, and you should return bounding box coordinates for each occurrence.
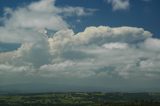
[0,25,160,91]
[0,0,159,92]
[0,0,96,43]
[107,0,130,11]
[143,38,160,51]
[0,25,159,78]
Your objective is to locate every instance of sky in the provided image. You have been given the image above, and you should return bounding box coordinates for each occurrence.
[0,0,160,92]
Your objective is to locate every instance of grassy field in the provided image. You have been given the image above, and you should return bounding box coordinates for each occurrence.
[0,92,160,106]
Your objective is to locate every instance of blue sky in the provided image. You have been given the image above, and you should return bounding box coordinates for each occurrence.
[58,0,160,37]
[0,0,160,92]
[0,0,160,37]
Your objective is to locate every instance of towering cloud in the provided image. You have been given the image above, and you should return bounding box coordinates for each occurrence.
[0,0,159,92]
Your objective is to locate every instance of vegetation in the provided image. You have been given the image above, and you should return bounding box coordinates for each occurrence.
[0,92,160,106]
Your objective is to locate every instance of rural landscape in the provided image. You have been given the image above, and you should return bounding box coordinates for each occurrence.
[0,92,160,106]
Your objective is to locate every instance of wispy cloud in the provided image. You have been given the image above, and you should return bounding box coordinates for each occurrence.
[107,0,130,11]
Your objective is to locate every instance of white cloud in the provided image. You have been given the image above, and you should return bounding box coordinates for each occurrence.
[39,61,96,78]
[106,0,151,11]
[143,38,160,51]
[102,42,128,49]
[60,7,97,16]
[0,0,96,43]
[0,25,160,91]
[0,27,45,43]
[4,2,68,31]
[75,26,151,45]
[28,0,57,13]
[0,25,159,80]
[0,0,159,91]
[107,0,130,11]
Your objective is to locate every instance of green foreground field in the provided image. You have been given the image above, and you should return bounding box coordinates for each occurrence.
[0,92,160,106]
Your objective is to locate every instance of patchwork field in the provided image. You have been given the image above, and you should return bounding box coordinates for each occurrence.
[0,92,160,106]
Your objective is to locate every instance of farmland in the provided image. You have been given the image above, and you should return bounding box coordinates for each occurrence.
[0,92,160,106]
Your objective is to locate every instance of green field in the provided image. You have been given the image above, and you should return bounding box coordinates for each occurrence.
[0,92,160,106]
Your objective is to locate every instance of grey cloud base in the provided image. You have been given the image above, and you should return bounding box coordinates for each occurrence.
[0,0,160,92]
